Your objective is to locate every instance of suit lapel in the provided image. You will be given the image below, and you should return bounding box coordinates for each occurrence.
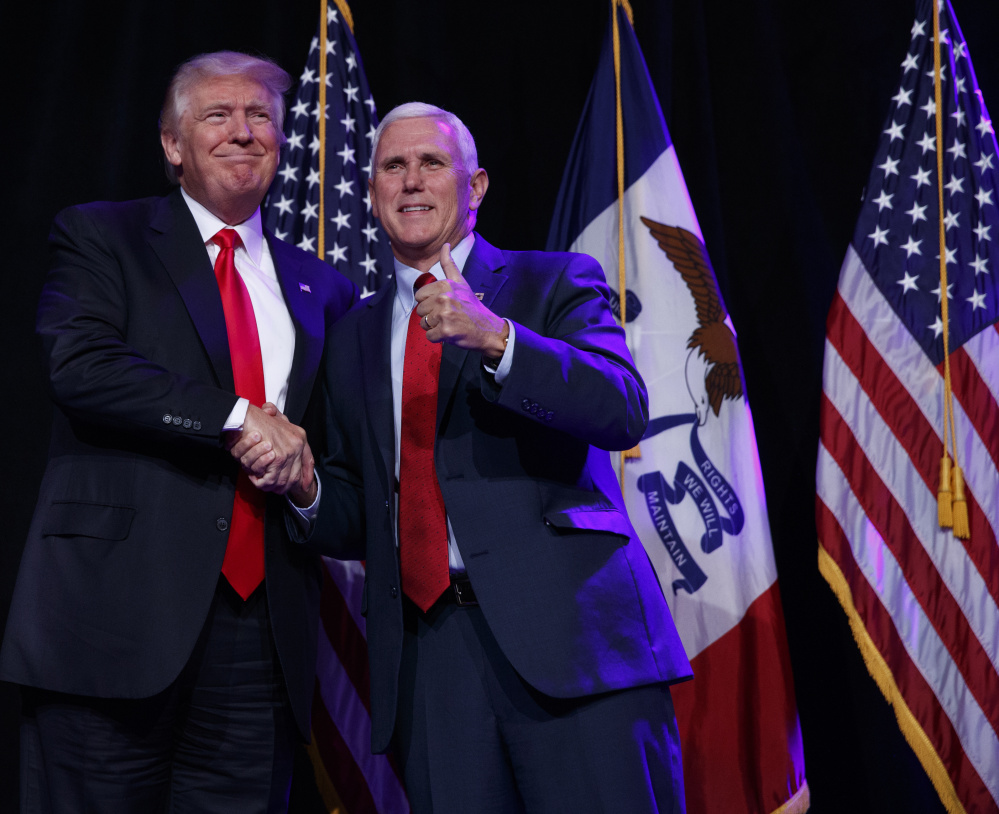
[360,286,397,500]
[268,234,323,425]
[437,234,508,424]
[147,190,234,392]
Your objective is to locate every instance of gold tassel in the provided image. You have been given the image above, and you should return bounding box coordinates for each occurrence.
[623,444,642,460]
[937,455,953,528]
[951,465,970,539]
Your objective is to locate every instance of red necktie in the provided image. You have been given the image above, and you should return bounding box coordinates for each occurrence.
[398,272,449,612]
[213,228,266,600]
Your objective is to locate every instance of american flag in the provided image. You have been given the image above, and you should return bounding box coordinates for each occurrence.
[264,0,394,296]
[817,0,999,811]
[264,3,407,812]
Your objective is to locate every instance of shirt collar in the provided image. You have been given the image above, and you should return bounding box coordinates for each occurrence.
[393,233,476,312]
[180,187,265,266]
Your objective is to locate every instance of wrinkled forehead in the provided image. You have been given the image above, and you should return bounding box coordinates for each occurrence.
[184,75,276,115]
[378,117,459,160]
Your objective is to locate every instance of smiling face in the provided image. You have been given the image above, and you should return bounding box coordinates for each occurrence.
[369,117,488,271]
[160,74,281,225]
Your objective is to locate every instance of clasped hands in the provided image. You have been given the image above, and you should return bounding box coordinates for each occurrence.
[225,244,508,507]
[226,402,317,507]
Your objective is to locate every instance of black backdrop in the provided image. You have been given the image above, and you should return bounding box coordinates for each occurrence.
[3,1,997,812]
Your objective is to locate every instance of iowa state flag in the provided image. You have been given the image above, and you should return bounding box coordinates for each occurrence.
[547,3,808,812]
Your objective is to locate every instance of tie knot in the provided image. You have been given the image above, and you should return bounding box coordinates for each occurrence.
[212,228,240,251]
[413,272,436,293]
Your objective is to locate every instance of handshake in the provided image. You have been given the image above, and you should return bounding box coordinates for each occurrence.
[226,403,317,508]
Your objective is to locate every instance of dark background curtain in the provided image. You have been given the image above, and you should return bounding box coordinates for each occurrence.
[3,1,996,811]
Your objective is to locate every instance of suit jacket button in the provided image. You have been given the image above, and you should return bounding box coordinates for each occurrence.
[521,398,531,411]
[546,411,555,421]
[183,418,192,429]
[162,413,172,424]
[172,416,183,426]
[193,421,202,430]
[216,517,229,532]
[529,403,538,414]
[390,586,398,598]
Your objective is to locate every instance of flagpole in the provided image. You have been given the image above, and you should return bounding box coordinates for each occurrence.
[932,0,969,537]
[612,0,637,486]
[611,0,629,325]
[317,0,328,261]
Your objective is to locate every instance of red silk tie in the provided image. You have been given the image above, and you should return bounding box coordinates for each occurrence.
[213,228,266,600]
[398,272,449,612]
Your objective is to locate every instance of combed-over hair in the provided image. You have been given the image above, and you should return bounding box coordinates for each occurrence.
[159,51,291,184]
[371,102,479,178]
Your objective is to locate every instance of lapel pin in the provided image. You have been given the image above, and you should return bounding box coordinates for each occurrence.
[299,283,312,293]
[475,292,485,300]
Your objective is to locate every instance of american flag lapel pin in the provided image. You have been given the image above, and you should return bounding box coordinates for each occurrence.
[475,292,485,300]
[299,283,312,293]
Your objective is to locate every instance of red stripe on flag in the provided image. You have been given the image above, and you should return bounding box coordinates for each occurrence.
[820,396,999,730]
[672,582,806,814]
[946,346,999,474]
[320,566,372,712]
[311,682,380,814]
[817,499,997,814]
[826,293,999,605]
[318,569,409,791]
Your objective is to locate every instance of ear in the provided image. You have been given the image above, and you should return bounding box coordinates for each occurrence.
[369,177,380,219]
[467,168,489,212]
[160,130,183,169]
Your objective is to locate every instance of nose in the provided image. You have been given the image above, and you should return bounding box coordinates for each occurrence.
[229,112,254,143]
[402,162,423,192]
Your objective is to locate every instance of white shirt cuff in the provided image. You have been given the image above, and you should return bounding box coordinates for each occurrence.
[223,397,250,431]
[484,319,515,384]
[287,477,321,536]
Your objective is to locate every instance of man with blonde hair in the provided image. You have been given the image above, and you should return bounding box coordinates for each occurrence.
[1,51,356,812]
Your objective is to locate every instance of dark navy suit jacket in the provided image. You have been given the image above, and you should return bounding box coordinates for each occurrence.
[0,188,357,739]
[309,233,692,754]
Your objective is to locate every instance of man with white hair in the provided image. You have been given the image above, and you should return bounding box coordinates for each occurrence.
[239,102,692,813]
[0,51,356,812]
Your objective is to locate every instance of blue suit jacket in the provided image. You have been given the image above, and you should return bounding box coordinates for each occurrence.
[0,189,357,739]
[311,234,692,754]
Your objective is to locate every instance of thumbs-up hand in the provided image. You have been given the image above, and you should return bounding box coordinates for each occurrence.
[414,242,509,359]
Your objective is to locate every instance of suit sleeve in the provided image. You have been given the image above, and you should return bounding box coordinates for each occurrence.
[481,252,649,451]
[38,204,238,444]
[294,316,367,560]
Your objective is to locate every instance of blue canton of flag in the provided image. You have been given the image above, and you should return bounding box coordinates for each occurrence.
[858,0,999,363]
[264,4,394,296]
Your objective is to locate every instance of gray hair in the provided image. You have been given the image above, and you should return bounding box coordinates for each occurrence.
[159,51,291,184]
[371,102,479,178]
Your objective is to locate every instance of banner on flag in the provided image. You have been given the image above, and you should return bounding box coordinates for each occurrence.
[816,1,999,811]
[264,3,407,812]
[547,3,808,812]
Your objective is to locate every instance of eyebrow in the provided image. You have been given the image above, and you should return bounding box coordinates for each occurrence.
[380,150,451,166]
[196,99,272,114]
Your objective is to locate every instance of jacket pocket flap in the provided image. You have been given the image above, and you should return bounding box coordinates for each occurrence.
[42,501,136,541]
[543,506,632,537]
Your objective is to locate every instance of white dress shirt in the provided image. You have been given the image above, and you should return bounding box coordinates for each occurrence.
[181,188,296,428]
